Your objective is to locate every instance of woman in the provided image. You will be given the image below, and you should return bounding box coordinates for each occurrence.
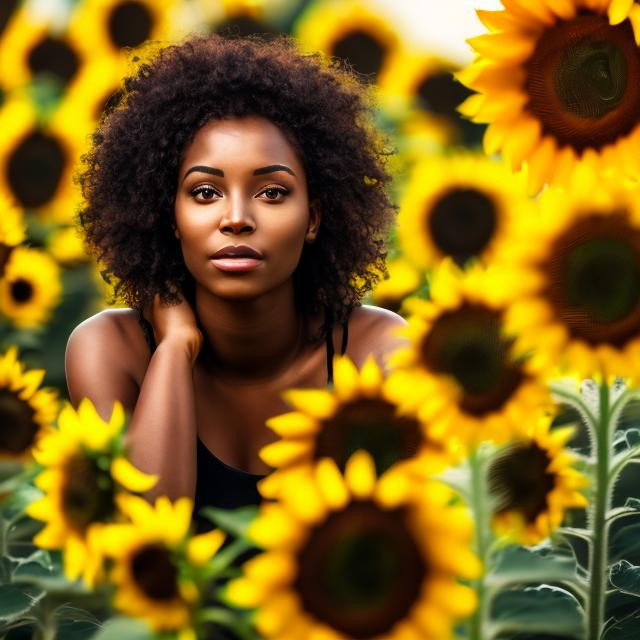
[65,34,406,522]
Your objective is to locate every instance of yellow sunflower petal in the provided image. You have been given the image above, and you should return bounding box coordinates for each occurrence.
[111,457,158,493]
[344,449,376,499]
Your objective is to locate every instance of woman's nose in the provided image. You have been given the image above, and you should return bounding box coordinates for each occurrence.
[219,196,256,235]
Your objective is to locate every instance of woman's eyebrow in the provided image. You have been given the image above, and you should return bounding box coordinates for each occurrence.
[253,164,296,177]
[183,165,224,181]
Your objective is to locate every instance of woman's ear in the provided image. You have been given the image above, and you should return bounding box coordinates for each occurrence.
[305,200,321,243]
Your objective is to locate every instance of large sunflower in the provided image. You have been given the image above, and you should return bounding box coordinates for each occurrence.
[0,346,58,462]
[27,399,157,586]
[258,356,452,501]
[0,6,83,91]
[390,262,551,449]
[101,494,226,640]
[488,413,588,545]
[499,170,640,381]
[228,450,480,640]
[295,0,399,83]
[0,246,62,329]
[458,0,640,194]
[397,153,532,271]
[0,190,25,276]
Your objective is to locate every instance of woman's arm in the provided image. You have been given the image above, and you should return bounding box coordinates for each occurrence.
[65,299,202,501]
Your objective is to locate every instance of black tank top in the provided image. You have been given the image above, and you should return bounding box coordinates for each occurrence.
[137,310,349,529]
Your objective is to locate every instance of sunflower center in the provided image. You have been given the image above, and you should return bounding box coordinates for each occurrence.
[130,544,180,601]
[545,212,640,344]
[295,502,426,638]
[108,1,153,49]
[0,0,18,37]
[525,14,640,151]
[332,30,387,81]
[61,455,115,533]
[421,305,524,416]
[428,188,497,264]
[10,278,34,303]
[315,399,422,475]
[418,70,472,117]
[28,36,79,87]
[489,442,555,524]
[0,388,38,454]
[7,131,65,209]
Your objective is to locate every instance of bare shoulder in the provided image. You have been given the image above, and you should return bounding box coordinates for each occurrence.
[65,308,150,414]
[346,305,408,369]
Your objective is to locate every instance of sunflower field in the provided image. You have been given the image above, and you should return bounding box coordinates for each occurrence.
[2,0,640,638]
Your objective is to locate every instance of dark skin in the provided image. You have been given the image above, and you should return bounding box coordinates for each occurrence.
[65,116,407,500]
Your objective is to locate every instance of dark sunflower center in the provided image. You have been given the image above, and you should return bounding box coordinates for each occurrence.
[315,399,421,475]
[418,70,473,117]
[108,1,153,49]
[525,14,640,151]
[429,188,498,264]
[0,388,38,454]
[214,16,278,39]
[7,131,65,209]
[332,30,387,81]
[10,278,33,304]
[61,455,115,533]
[27,36,79,87]
[0,0,18,37]
[131,544,180,601]
[295,502,426,638]
[420,305,524,416]
[545,212,640,344]
[489,442,555,523]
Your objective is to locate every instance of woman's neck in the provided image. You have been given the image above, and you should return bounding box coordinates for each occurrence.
[194,281,310,381]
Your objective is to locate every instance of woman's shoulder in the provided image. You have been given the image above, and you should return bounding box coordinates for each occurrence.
[346,305,408,369]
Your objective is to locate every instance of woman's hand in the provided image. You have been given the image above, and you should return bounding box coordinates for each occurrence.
[144,293,203,366]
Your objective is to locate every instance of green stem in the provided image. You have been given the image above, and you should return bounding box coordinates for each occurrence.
[587,382,612,640]
[468,446,491,640]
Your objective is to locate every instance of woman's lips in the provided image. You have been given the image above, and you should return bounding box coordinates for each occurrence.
[210,257,263,272]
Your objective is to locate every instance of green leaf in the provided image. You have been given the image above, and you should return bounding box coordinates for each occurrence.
[206,538,254,577]
[486,544,580,589]
[625,429,640,448]
[611,521,640,562]
[488,585,585,638]
[198,506,259,540]
[0,584,43,622]
[12,560,90,595]
[90,617,154,640]
[603,609,640,639]
[610,561,640,597]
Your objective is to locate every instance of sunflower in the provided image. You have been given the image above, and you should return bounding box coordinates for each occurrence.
[258,356,452,501]
[101,494,226,639]
[294,0,399,83]
[0,6,82,91]
[397,153,532,271]
[0,246,62,329]
[0,94,87,223]
[497,169,640,381]
[390,261,551,449]
[27,399,158,586]
[48,225,89,265]
[370,257,423,314]
[488,413,588,545]
[0,346,58,462]
[458,0,640,194]
[0,190,25,276]
[228,450,480,640]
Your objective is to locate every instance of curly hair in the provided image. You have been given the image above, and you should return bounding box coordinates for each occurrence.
[77,34,396,330]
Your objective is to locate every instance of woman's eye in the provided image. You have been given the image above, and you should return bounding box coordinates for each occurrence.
[192,185,219,201]
[260,186,289,201]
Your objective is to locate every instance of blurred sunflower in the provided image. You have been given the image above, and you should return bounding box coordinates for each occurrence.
[397,154,532,271]
[102,494,226,639]
[295,0,399,82]
[458,0,640,193]
[229,450,480,640]
[48,225,88,265]
[500,169,640,381]
[0,7,82,91]
[0,246,62,329]
[0,346,58,462]
[488,414,588,545]
[27,399,157,586]
[258,356,451,500]
[0,94,86,223]
[198,0,280,38]
[68,0,182,62]
[370,257,422,314]
[390,262,551,449]
[0,190,25,276]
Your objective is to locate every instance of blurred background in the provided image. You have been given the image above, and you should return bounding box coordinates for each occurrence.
[0,0,499,397]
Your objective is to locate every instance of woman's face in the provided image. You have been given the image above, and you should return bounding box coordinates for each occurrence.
[174,116,319,301]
